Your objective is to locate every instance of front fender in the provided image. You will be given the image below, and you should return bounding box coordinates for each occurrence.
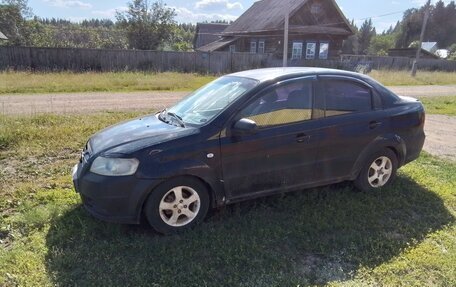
[350,134,406,180]
[138,158,225,208]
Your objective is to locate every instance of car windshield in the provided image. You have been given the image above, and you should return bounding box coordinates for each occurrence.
[166,76,259,126]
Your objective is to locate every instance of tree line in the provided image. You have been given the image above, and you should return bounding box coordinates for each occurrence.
[1,0,455,60]
[343,0,456,60]
[0,0,195,51]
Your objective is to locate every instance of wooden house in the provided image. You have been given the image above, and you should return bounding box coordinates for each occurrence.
[197,0,354,60]
[388,48,440,60]
[193,23,230,50]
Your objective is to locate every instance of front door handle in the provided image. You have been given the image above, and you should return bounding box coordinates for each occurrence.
[296,133,311,143]
[369,121,382,129]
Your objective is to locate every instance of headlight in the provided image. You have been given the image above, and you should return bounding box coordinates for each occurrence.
[90,157,139,176]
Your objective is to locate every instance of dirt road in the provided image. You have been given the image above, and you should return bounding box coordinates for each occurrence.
[1,85,455,116]
[1,85,455,161]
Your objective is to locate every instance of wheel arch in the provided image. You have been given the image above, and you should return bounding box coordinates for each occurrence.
[136,172,223,224]
[350,134,406,180]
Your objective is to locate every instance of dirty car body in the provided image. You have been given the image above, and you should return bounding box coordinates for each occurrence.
[72,68,425,233]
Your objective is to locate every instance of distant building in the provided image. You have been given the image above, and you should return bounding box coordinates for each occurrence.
[421,42,438,54]
[388,48,440,59]
[193,23,230,50]
[0,31,8,40]
[435,49,449,59]
[197,0,354,60]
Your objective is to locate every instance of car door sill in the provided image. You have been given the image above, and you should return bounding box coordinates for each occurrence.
[226,176,350,204]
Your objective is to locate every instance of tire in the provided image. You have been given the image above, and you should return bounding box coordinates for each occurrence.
[354,148,398,192]
[144,177,210,234]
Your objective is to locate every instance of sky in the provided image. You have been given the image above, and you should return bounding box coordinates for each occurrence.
[28,0,453,32]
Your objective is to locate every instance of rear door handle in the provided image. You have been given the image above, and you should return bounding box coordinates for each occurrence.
[369,121,382,129]
[296,133,311,143]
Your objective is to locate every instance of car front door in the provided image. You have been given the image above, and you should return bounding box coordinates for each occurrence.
[312,76,387,181]
[219,77,322,201]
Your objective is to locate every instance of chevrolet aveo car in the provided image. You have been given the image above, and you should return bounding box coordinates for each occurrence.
[72,68,425,234]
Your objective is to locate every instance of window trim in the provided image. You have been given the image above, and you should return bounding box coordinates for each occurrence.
[316,75,375,118]
[229,76,318,131]
[258,40,265,54]
[306,41,317,59]
[318,41,329,59]
[250,41,257,54]
[291,42,303,60]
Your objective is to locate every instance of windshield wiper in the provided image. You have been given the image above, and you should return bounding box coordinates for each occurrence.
[167,111,186,128]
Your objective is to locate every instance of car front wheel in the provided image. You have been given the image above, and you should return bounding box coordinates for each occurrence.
[144,177,210,234]
[355,148,398,192]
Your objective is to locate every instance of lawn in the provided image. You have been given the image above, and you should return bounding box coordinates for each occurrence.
[420,95,456,116]
[0,70,455,95]
[368,70,456,86]
[0,71,215,94]
[0,112,455,286]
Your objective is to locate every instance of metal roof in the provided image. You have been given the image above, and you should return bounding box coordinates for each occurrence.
[0,31,7,40]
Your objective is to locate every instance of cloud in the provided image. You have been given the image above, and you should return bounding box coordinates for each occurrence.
[172,6,238,23]
[195,0,243,11]
[44,0,92,9]
[92,7,128,19]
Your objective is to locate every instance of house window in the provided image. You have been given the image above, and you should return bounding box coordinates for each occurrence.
[306,42,317,59]
[291,42,303,60]
[250,41,257,54]
[319,42,329,59]
[230,45,236,53]
[258,41,265,54]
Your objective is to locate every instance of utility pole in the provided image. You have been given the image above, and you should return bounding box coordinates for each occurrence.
[283,9,289,67]
[411,2,431,77]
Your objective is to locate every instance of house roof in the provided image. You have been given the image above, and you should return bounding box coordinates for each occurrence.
[421,42,438,53]
[222,0,354,35]
[193,23,230,49]
[197,37,238,52]
[388,48,440,59]
[0,31,7,40]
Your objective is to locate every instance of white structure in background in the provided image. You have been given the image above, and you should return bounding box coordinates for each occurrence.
[0,31,8,40]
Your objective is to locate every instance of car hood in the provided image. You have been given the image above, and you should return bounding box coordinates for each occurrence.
[89,114,196,154]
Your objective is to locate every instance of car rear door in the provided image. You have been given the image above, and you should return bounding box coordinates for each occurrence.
[313,76,387,181]
[219,77,322,201]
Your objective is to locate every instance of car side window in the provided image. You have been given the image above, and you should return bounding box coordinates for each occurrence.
[318,79,372,117]
[238,80,313,128]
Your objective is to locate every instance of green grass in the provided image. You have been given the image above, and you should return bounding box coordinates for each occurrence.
[368,70,456,86]
[420,95,456,116]
[0,70,455,95]
[0,112,455,286]
[0,71,215,94]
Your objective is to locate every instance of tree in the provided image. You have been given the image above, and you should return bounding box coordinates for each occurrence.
[1,0,32,17]
[358,19,376,55]
[342,19,359,54]
[368,34,395,56]
[116,0,176,50]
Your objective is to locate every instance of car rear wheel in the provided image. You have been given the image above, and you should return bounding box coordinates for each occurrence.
[144,177,210,234]
[354,148,398,192]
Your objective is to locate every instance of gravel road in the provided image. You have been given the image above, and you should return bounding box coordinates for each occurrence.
[1,85,455,161]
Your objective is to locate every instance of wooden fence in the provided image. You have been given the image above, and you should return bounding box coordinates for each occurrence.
[1,46,455,73]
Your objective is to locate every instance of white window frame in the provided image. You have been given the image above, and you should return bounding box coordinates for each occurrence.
[291,42,303,60]
[319,42,329,59]
[229,45,236,53]
[306,42,317,59]
[258,40,265,54]
[250,41,257,54]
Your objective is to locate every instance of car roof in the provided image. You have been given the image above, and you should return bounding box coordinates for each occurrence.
[228,67,366,83]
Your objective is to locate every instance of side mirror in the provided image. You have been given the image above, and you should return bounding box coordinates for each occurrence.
[232,118,258,136]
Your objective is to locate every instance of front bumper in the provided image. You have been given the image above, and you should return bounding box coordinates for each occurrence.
[72,163,160,224]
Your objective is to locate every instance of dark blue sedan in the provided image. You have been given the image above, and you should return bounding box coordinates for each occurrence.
[72,68,426,234]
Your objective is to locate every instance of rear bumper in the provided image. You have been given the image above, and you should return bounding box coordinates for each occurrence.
[72,163,160,224]
[405,131,426,164]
